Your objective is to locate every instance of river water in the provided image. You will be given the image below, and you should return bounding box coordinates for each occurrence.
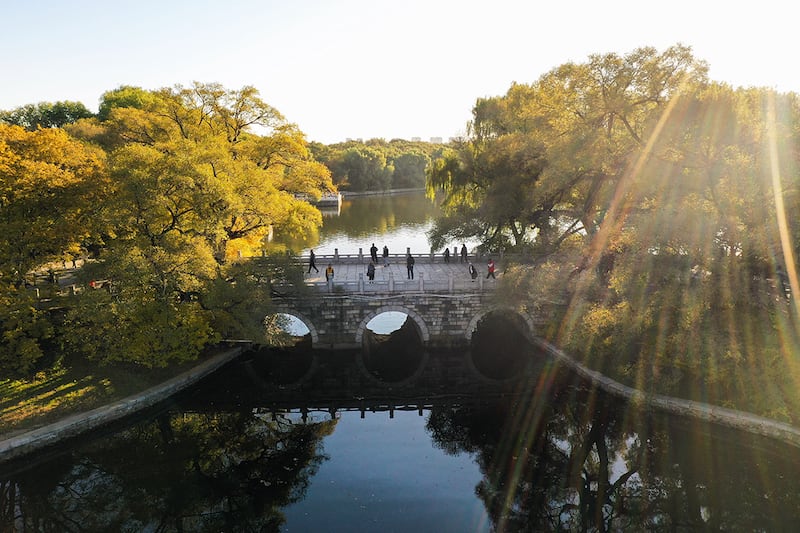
[3,193,800,531]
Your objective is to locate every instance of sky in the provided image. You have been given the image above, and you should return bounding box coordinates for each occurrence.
[1,0,798,144]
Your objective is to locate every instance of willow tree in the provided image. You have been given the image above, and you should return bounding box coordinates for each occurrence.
[62,83,334,366]
[428,45,707,255]
[558,84,800,417]
[463,46,800,416]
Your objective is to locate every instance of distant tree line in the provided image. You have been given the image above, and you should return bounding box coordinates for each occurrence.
[310,139,446,192]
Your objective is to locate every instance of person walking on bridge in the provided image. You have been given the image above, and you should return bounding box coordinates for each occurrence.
[367,261,376,283]
[486,258,496,279]
[307,249,319,274]
[382,245,389,267]
[460,243,468,263]
[325,263,334,282]
[370,243,379,263]
[406,252,415,280]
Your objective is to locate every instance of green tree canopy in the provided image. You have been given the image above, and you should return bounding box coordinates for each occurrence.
[0,101,95,130]
[429,44,708,255]
[1,82,332,375]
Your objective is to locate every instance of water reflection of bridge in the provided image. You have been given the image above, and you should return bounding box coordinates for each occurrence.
[179,341,553,421]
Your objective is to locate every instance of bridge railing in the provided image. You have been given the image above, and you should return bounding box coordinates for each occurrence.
[272,269,498,295]
[254,247,540,266]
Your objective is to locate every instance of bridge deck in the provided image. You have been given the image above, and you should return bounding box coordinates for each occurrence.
[295,254,500,294]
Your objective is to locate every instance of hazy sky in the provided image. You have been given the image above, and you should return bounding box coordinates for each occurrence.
[2,1,796,144]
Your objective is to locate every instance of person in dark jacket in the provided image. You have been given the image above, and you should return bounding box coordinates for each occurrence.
[308,249,319,273]
[367,261,376,282]
[406,253,415,279]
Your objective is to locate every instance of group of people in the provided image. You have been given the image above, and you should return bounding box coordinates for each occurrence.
[306,244,497,284]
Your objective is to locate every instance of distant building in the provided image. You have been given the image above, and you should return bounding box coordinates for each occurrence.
[430,137,443,144]
[411,137,422,142]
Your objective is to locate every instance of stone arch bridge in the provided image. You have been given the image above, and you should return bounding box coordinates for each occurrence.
[271,291,555,350]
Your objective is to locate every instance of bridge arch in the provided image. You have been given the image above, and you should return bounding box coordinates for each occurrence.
[355,305,431,345]
[268,310,320,346]
[465,305,535,343]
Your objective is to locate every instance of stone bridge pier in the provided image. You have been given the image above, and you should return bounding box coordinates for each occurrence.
[270,292,550,350]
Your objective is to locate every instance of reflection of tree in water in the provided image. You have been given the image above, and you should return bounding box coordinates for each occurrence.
[427,376,800,531]
[1,411,335,532]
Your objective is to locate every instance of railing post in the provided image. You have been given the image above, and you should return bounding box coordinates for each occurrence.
[334,248,339,262]
[479,275,484,291]
[358,247,363,262]
[419,271,424,292]
[358,272,364,294]
[430,247,434,262]
[388,271,394,292]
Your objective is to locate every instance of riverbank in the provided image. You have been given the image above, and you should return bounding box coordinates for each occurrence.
[536,339,800,448]
[0,344,249,464]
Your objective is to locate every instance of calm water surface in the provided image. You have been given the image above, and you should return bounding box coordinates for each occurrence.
[273,191,478,256]
[4,349,800,531]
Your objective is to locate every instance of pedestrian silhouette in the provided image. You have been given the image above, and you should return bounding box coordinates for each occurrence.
[308,249,319,273]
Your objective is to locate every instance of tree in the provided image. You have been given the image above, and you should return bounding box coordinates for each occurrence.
[390,151,428,188]
[428,132,547,252]
[0,124,107,282]
[474,47,800,417]
[337,146,391,191]
[61,83,330,366]
[97,85,159,121]
[428,45,708,256]
[0,101,94,130]
[0,124,107,376]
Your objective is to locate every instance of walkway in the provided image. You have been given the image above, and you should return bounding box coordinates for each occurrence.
[297,254,499,293]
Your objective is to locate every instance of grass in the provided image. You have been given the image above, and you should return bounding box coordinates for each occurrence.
[0,352,218,440]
